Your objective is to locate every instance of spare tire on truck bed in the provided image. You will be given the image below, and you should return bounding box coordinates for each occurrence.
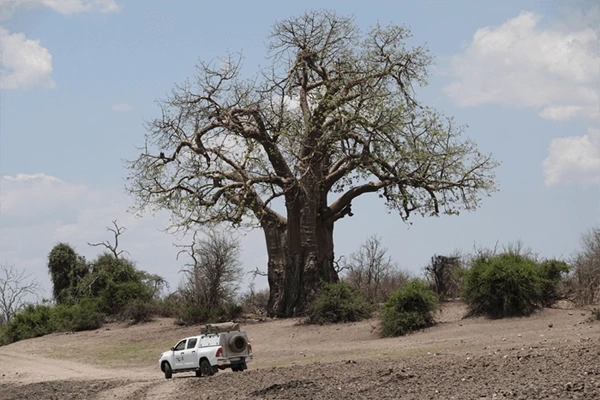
[200,321,240,334]
[228,334,248,353]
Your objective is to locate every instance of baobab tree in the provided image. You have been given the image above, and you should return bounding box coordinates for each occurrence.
[126,10,498,317]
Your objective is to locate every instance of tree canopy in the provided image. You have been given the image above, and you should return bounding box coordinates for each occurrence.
[126,10,499,316]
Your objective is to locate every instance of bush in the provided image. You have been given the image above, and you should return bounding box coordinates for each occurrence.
[0,300,104,345]
[462,252,550,318]
[121,299,158,324]
[538,260,570,306]
[239,287,270,315]
[52,298,104,331]
[380,280,438,337]
[98,280,153,315]
[155,295,184,318]
[0,305,55,344]
[219,303,243,321]
[176,305,215,326]
[306,282,373,324]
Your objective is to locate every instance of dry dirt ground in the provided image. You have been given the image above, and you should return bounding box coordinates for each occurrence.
[1,301,599,399]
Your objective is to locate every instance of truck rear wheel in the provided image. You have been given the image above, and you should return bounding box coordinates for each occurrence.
[199,359,213,377]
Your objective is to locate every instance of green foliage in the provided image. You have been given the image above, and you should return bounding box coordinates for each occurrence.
[51,298,104,331]
[538,260,570,307]
[176,305,215,326]
[2,243,166,345]
[47,243,89,304]
[380,280,438,337]
[154,296,185,318]
[0,301,104,345]
[99,280,153,315]
[0,304,54,344]
[175,302,244,326]
[462,252,568,318]
[306,282,373,325]
[67,253,157,317]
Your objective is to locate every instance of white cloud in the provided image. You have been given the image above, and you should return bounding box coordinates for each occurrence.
[40,0,121,14]
[0,27,55,90]
[0,0,120,17]
[0,173,268,298]
[112,103,133,112]
[445,9,600,186]
[0,0,121,90]
[444,10,599,123]
[543,128,600,186]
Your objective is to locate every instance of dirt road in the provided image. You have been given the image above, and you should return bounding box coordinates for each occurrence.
[1,302,599,399]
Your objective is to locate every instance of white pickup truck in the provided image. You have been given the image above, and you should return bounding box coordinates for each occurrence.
[158,322,253,379]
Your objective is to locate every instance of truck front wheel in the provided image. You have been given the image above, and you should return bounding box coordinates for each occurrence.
[163,362,172,379]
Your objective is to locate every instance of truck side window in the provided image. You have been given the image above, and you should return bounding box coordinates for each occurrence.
[174,340,187,351]
[187,338,197,349]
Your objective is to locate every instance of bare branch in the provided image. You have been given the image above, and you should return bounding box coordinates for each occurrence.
[87,220,130,259]
[0,262,40,323]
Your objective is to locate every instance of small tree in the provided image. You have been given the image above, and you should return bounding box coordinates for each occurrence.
[424,253,462,300]
[47,243,88,304]
[343,235,408,303]
[0,263,40,323]
[569,227,600,305]
[176,230,243,309]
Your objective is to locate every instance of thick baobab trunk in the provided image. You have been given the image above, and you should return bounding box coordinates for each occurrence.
[264,203,339,317]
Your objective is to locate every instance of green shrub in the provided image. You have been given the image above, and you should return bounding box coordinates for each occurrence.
[380,280,438,337]
[98,280,153,315]
[462,253,546,318]
[0,300,104,345]
[537,260,570,306]
[306,282,373,325]
[0,305,55,344]
[52,298,104,331]
[155,296,184,318]
[176,305,215,326]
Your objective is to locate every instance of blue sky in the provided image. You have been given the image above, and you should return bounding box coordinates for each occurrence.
[0,0,598,299]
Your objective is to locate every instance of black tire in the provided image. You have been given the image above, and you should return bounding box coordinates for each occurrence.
[228,334,248,353]
[199,359,213,377]
[163,362,172,379]
[195,370,202,378]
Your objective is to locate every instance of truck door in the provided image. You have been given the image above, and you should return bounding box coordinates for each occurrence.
[172,339,187,370]
[182,338,198,368]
